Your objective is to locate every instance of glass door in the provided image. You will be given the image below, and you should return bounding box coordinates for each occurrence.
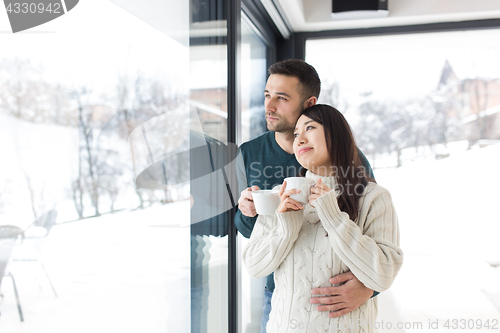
[239,12,270,333]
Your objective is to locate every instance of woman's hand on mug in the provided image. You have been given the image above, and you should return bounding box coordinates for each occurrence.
[277,181,303,213]
[309,178,332,208]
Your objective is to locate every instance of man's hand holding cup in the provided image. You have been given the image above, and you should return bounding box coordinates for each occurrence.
[238,185,260,217]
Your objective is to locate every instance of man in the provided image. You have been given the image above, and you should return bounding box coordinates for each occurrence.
[235,59,378,332]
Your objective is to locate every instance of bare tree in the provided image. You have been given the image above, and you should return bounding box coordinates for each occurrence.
[113,72,186,209]
[71,178,84,219]
[318,80,351,114]
[71,87,101,217]
[20,167,39,221]
[356,92,436,167]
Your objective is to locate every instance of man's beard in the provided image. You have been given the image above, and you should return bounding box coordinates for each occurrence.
[266,107,303,133]
[266,116,295,133]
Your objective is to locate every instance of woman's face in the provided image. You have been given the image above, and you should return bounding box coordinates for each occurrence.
[293,115,332,176]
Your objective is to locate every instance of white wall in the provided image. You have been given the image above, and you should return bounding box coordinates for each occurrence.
[277,0,500,32]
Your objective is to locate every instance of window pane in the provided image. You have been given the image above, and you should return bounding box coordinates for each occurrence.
[239,13,269,333]
[306,29,500,326]
[189,1,233,332]
[240,14,268,143]
[0,1,191,332]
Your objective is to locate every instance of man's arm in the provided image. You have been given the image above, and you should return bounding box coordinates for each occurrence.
[234,211,255,238]
[234,151,258,238]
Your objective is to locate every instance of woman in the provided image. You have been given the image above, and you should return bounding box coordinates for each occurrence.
[243,104,403,333]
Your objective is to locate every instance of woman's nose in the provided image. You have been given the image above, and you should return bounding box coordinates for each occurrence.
[296,133,306,144]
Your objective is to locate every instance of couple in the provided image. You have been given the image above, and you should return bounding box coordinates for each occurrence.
[236,60,403,332]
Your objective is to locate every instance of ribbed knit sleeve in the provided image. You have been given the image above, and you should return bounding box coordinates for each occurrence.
[313,184,403,292]
[242,210,303,279]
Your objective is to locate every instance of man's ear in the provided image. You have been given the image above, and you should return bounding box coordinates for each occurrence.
[305,96,317,108]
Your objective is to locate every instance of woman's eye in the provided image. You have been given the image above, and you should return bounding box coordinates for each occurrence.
[306,126,314,131]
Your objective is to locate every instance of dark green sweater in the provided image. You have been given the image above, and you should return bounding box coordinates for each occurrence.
[235,131,375,292]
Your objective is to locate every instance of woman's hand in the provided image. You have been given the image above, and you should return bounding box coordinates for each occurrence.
[277,181,304,213]
[309,178,332,208]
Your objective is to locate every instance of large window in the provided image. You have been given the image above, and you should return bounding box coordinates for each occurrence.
[0,1,193,332]
[307,29,500,329]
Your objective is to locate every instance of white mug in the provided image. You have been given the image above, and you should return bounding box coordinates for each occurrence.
[252,190,280,215]
[284,177,315,205]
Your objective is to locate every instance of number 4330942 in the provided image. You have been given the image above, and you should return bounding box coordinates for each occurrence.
[6,3,62,14]
[444,319,498,330]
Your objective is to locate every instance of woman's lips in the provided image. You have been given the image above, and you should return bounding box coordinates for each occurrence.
[298,147,312,155]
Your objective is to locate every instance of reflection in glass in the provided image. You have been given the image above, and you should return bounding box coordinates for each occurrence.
[189,1,232,332]
[0,1,191,332]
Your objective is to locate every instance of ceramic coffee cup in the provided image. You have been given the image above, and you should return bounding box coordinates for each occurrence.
[284,177,315,205]
[252,189,280,215]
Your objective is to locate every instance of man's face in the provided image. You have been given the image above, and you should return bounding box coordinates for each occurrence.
[264,74,306,133]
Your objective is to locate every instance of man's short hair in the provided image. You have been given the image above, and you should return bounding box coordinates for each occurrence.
[268,59,321,101]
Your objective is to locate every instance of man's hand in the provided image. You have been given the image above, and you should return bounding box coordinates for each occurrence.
[310,271,373,318]
[238,185,260,217]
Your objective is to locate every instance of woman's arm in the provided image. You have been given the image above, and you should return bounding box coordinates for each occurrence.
[242,210,303,279]
[314,185,403,292]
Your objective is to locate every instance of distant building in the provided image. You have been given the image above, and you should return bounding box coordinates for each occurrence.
[437,60,500,142]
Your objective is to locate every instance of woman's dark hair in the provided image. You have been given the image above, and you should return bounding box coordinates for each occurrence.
[300,104,373,221]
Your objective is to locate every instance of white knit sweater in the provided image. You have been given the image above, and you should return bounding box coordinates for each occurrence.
[243,171,403,333]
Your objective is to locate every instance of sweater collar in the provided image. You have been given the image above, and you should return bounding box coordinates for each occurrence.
[305,170,339,193]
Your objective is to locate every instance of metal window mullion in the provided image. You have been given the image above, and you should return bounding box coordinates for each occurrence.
[227,0,241,332]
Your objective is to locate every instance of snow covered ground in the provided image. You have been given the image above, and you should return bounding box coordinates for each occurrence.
[0,201,192,333]
[374,143,500,332]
